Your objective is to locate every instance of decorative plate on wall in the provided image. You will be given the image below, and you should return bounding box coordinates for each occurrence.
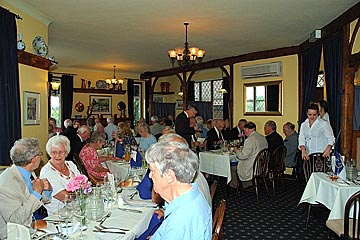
[32,36,48,57]
[96,80,107,89]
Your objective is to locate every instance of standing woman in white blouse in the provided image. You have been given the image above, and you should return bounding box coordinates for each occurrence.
[298,103,335,160]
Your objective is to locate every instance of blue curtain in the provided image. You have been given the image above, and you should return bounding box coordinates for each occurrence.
[154,103,175,119]
[323,30,343,150]
[189,101,212,121]
[0,7,21,165]
[354,86,360,131]
[300,44,322,124]
[222,77,230,120]
[127,79,134,122]
[61,74,73,122]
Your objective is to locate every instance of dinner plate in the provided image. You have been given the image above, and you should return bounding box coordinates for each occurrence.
[123,197,157,208]
[32,36,48,57]
[36,232,69,240]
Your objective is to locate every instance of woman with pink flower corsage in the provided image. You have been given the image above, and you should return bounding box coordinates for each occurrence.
[40,135,81,214]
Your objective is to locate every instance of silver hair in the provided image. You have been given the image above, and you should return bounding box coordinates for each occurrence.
[158,133,188,146]
[77,125,90,134]
[145,141,198,183]
[10,138,40,166]
[46,135,71,156]
[90,131,106,143]
[150,116,159,123]
[265,120,277,130]
[64,119,73,128]
[107,117,114,123]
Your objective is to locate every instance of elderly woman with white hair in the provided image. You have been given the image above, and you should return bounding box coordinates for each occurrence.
[40,135,81,214]
[137,122,157,152]
[146,141,211,239]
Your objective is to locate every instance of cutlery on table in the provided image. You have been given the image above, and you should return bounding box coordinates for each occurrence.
[93,228,126,234]
[97,224,129,231]
[128,191,138,200]
[97,212,112,223]
[118,208,142,213]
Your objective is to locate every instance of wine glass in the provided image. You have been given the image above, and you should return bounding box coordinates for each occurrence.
[58,196,73,236]
[213,142,218,150]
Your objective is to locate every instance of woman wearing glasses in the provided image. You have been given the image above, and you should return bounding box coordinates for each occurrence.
[40,135,81,214]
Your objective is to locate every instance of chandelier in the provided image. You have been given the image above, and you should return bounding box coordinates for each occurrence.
[168,22,205,70]
[106,65,124,91]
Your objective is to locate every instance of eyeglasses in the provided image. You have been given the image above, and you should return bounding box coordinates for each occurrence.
[51,150,66,156]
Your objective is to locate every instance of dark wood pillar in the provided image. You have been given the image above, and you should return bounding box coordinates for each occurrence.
[341,23,355,159]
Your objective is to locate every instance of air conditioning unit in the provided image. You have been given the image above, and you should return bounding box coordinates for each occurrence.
[241,62,282,79]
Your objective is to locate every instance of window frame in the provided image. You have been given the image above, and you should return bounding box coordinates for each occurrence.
[243,80,283,116]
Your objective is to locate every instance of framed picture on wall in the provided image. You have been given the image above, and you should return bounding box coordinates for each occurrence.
[175,100,183,110]
[153,96,163,103]
[90,95,112,114]
[23,91,40,125]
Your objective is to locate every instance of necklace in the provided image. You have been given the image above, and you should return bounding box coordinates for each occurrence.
[49,161,71,179]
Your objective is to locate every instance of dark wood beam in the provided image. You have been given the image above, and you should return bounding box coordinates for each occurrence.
[300,2,360,52]
[140,46,299,79]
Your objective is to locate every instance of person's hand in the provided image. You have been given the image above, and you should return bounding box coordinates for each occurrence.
[302,150,309,161]
[32,179,44,194]
[194,141,200,147]
[41,178,52,191]
[111,157,122,161]
[193,124,199,131]
[323,148,331,158]
[154,209,164,219]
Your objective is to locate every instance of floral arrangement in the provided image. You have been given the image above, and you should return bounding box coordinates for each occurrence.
[66,174,92,194]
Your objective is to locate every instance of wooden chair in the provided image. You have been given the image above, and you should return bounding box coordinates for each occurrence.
[252,148,271,202]
[303,152,330,228]
[72,153,103,185]
[285,149,303,182]
[210,180,218,202]
[212,199,226,240]
[270,145,286,195]
[326,190,360,239]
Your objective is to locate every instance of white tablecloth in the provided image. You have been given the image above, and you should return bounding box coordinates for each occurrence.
[199,151,237,184]
[105,160,130,181]
[299,172,360,220]
[45,195,154,240]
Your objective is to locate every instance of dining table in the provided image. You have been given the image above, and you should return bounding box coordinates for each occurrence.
[40,189,155,240]
[199,150,238,184]
[299,172,360,220]
[104,160,130,181]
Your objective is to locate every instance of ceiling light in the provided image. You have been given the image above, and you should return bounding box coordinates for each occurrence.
[168,22,205,71]
[106,65,123,91]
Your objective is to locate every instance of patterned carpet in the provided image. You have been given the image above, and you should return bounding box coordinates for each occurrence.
[211,176,334,240]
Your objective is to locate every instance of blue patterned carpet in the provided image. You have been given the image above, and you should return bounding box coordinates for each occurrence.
[211,177,334,240]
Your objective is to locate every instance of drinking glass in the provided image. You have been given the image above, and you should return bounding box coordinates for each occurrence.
[58,195,73,236]
[74,197,87,239]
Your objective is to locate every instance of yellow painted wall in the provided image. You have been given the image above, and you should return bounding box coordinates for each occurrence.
[1,1,50,157]
[350,19,360,54]
[233,55,299,137]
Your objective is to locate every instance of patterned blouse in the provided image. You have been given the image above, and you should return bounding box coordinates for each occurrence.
[79,144,108,178]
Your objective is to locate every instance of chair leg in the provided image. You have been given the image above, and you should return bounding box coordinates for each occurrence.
[280,174,284,190]
[272,175,276,195]
[306,204,312,228]
[262,177,269,194]
[254,178,259,202]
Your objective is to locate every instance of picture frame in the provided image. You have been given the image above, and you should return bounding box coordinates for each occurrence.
[23,91,40,125]
[153,96,163,103]
[90,95,112,114]
[175,100,183,110]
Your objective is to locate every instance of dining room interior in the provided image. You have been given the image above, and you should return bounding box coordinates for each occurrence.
[1,0,360,239]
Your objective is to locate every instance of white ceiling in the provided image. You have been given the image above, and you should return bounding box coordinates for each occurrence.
[9,0,359,76]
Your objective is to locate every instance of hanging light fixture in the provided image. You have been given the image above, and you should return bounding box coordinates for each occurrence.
[168,22,205,71]
[106,65,124,91]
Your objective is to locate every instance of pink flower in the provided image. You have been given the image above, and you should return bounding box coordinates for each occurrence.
[66,174,91,193]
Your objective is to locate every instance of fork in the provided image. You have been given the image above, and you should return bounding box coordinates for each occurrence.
[96,225,129,231]
[97,212,111,223]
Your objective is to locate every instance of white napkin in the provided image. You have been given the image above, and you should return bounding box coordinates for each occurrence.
[107,172,116,192]
[131,150,137,162]
[7,222,30,240]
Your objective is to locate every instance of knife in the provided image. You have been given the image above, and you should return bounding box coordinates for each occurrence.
[93,230,126,234]
[118,208,142,213]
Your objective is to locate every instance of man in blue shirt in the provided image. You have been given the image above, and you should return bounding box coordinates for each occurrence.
[0,138,52,239]
[145,140,212,240]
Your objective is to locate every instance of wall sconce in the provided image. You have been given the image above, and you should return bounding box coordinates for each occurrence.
[50,81,61,95]
[178,85,183,96]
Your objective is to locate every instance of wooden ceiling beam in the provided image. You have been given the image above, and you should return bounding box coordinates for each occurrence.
[140,46,299,79]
